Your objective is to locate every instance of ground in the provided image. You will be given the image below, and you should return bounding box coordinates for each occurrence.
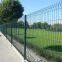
[7,28,62,61]
[0,31,24,62]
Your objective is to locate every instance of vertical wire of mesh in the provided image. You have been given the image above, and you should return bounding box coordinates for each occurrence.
[26,2,62,62]
[0,1,62,62]
[60,2,62,52]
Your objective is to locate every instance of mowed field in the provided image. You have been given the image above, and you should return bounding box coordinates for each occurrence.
[7,28,62,61]
[15,29,62,47]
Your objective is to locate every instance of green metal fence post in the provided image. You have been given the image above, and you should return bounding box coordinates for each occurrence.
[24,15,27,60]
[18,22,19,37]
[5,24,7,38]
[17,22,19,38]
[11,23,12,46]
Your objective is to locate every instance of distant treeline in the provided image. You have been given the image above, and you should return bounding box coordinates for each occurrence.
[30,22,62,32]
[8,21,62,32]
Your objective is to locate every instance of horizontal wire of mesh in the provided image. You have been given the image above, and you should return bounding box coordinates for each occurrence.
[0,1,62,62]
[26,1,62,62]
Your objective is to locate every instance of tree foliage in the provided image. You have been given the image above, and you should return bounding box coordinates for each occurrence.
[0,0,24,24]
[32,22,49,29]
[29,21,62,32]
[50,23,62,32]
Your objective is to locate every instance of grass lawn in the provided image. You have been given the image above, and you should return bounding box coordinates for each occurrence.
[7,28,62,61]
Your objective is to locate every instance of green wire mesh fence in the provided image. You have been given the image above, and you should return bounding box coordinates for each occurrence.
[0,1,62,62]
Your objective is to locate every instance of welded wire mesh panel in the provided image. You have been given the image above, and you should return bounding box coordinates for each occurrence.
[0,16,25,56]
[26,2,62,62]
[0,1,62,62]
[11,16,25,56]
[1,24,7,36]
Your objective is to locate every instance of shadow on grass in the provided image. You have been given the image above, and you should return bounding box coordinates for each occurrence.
[45,45,62,52]
[18,34,24,35]
[27,36,36,39]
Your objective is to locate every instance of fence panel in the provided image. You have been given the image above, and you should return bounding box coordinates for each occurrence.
[26,2,62,62]
[0,1,62,62]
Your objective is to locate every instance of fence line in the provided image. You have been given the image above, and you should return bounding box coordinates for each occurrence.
[0,1,62,62]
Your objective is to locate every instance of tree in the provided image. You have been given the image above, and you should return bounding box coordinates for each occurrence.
[51,23,62,32]
[43,22,48,29]
[37,22,41,28]
[32,23,38,29]
[18,21,24,28]
[0,0,24,24]
[32,22,49,29]
[26,21,29,28]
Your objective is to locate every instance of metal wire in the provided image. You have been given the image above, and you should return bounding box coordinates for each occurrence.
[0,1,62,62]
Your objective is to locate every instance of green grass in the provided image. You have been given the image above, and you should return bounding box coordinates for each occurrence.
[7,28,62,61]
[26,29,62,47]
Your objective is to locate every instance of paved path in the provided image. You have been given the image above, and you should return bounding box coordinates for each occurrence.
[0,32,24,62]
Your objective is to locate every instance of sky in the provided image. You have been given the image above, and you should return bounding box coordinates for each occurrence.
[19,0,62,25]
[20,0,61,14]
[0,0,62,24]
[0,0,61,14]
